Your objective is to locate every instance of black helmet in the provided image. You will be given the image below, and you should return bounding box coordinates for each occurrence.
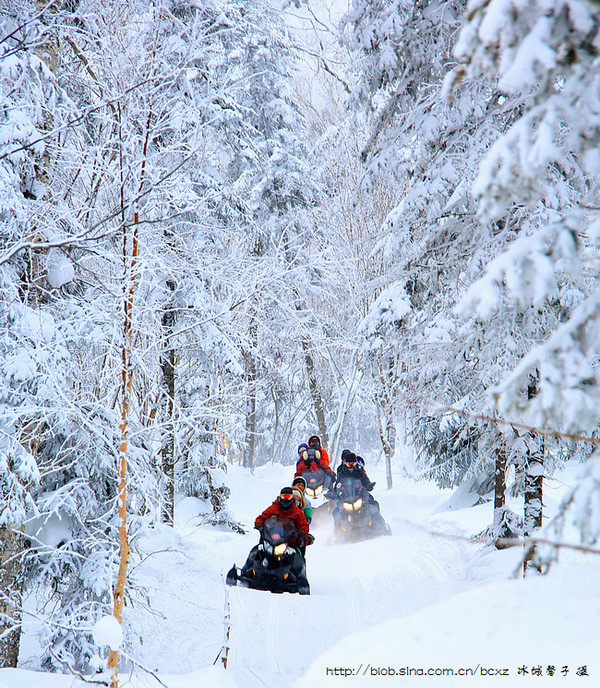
[292,476,306,489]
[341,449,355,462]
[308,435,321,449]
[279,486,294,509]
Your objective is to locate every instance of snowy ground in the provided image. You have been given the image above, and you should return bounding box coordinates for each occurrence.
[2,457,599,688]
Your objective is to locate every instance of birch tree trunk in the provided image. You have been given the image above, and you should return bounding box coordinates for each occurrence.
[108,97,148,686]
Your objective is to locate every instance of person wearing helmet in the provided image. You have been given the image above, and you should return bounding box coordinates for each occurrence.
[292,475,312,523]
[291,485,316,555]
[295,438,336,484]
[254,487,310,553]
[307,435,331,470]
[330,452,380,531]
[335,450,376,492]
[294,443,313,476]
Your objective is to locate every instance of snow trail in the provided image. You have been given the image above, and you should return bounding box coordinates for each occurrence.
[202,464,470,687]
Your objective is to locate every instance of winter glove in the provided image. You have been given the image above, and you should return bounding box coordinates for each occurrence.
[367,481,376,491]
[306,533,315,546]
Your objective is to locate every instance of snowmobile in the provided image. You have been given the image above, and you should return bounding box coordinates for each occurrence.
[297,464,335,520]
[226,516,310,595]
[331,475,391,543]
[301,465,331,499]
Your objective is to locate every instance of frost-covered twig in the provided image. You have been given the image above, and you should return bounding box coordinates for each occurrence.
[213,579,231,669]
[118,651,170,688]
[47,646,109,685]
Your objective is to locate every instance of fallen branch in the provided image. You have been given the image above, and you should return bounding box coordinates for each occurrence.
[398,517,600,557]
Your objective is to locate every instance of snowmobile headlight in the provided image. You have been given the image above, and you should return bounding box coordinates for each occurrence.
[343,501,353,511]
[274,543,287,557]
[314,485,324,496]
[306,488,315,498]
[353,498,363,510]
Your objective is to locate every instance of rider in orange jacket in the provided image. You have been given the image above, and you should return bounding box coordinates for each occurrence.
[308,435,330,469]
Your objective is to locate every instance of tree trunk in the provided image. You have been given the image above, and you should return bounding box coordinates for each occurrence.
[378,412,394,489]
[523,442,544,572]
[243,320,258,471]
[160,279,176,525]
[287,276,328,447]
[108,99,147,687]
[300,335,328,447]
[0,525,24,667]
[523,370,544,574]
[328,350,363,465]
[492,442,509,549]
[375,355,396,489]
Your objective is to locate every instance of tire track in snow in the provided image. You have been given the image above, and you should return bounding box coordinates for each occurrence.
[147,465,473,687]
[267,596,281,675]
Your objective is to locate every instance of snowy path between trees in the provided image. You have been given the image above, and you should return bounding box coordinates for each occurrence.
[217,465,470,687]
[3,461,600,688]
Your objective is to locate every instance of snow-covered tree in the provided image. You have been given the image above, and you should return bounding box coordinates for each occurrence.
[447,0,600,559]
[338,0,594,554]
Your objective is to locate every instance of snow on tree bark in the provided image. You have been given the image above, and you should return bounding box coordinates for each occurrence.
[160,276,176,526]
[523,371,544,574]
[0,525,24,667]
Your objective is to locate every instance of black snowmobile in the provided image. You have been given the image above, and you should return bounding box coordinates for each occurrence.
[226,516,310,595]
[298,461,335,521]
[331,475,391,542]
[302,465,332,500]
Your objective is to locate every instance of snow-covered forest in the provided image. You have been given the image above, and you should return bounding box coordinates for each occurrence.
[2,0,600,686]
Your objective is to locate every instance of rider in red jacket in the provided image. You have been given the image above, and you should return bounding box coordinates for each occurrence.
[254,488,310,547]
[295,437,336,483]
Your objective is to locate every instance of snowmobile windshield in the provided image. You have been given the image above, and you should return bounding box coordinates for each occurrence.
[302,467,326,497]
[261,515,297,546]
[337,475,365,502]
